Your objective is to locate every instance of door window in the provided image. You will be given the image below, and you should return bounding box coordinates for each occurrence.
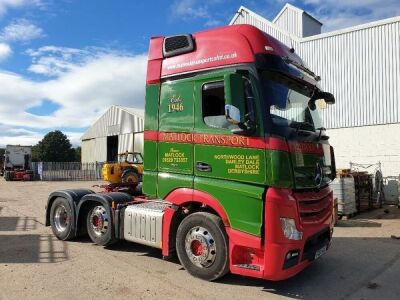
[202,81,231,129]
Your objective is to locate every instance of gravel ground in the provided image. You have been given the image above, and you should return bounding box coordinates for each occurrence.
[0,179,400,300]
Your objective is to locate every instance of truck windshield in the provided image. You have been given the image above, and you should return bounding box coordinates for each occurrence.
[261,70,323,132]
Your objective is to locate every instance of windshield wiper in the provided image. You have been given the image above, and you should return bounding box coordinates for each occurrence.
[283,57,321,82]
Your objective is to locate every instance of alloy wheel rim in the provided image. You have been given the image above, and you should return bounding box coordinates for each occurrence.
[184,226,217,268]
[89,206,109,237]
[54,205,69,232]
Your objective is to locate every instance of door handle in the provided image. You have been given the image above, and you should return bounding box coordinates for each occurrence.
[196,162,212,172]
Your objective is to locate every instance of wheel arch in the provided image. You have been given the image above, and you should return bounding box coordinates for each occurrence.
[166,188,230,226]
[45,189,94,227]
[162,188,231,258]
[76,192,133,238]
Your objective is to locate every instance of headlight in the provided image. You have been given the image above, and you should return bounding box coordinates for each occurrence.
[280,218,303,240]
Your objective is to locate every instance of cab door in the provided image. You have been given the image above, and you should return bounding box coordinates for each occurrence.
[192,71,266,236]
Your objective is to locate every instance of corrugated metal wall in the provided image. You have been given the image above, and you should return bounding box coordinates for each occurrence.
[81,137,107,163]
[232,8,400,129]
[95,137,107,162]
[81,106,144,163]
[81,139,95,163]
[300,21,400,129]
[232,8,299,48]
[81,105,144,140]
[273,6,303,38]
[119,133,134,153]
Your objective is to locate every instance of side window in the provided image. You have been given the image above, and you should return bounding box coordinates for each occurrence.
[202,81,230,129]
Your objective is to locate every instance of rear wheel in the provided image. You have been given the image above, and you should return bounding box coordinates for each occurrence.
[176,212,229,281]
[86,205,116,246]
[50,197,75,240]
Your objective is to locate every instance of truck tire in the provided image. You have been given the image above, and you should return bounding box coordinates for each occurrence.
[121,169,139,184]
[176,212,229,281]
[50,197,75,240]
[86,205,116,246]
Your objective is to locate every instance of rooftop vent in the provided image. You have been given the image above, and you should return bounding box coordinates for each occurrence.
[163,34,194,58]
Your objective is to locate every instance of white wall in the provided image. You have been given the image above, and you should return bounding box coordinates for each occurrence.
[328,124,400,177]
[273,5,303,38]
[134,132,144,153]
[81,137,107,163]
[232,7,400,129]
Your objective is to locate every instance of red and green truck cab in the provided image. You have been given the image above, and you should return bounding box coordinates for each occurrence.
[46,24,336,282]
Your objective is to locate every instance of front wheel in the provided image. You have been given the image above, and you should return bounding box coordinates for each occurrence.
[176,212,229,281]
[86,205,116,246]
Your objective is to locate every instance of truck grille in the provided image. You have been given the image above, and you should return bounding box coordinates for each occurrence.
[295,188,332,224]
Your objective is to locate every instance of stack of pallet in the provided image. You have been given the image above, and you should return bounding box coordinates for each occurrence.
[331,169,357,217]
[352,172,373,212]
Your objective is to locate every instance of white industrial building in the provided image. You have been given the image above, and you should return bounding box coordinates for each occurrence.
[231,3,400,178]
[81,105,144,163]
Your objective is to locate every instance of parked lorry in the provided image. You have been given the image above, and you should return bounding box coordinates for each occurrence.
[46,25,336,281]
[3,145,34,181]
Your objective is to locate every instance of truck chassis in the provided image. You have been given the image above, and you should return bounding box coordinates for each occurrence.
[46,186,332,281]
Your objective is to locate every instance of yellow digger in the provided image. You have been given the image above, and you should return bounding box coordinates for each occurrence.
[102,151,143,185]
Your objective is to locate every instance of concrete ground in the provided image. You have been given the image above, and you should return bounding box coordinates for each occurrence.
[0,179,399,300]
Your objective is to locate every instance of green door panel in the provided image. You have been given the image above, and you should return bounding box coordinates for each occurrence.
[195,145,265,184]
[194,176,264,236]
[159,78,195,132]
[159,142,193,174]
[143,140,157,171]
[145,84,160,131]
[143,171,157,197]
[158,172,194,199]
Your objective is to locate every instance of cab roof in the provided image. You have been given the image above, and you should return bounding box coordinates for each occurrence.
[146,24,303,84]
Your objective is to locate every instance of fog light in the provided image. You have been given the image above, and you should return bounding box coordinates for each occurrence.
[280,218,303,240]
[286,251,299,260]
[283,250,300,269]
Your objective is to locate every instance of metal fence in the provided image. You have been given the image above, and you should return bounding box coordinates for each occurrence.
[32,162,106,181]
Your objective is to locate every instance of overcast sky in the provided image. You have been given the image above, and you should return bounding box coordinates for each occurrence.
[0,0,399,147]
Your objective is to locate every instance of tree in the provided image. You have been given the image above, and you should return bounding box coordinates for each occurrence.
[33,130,76,162]
[74,146,81,162]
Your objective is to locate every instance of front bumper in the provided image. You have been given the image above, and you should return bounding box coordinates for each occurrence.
[228,187,333,281]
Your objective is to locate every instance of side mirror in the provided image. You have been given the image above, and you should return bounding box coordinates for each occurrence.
[308,91,335,111]
[225,104,241,124]
[319,92,335,104]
